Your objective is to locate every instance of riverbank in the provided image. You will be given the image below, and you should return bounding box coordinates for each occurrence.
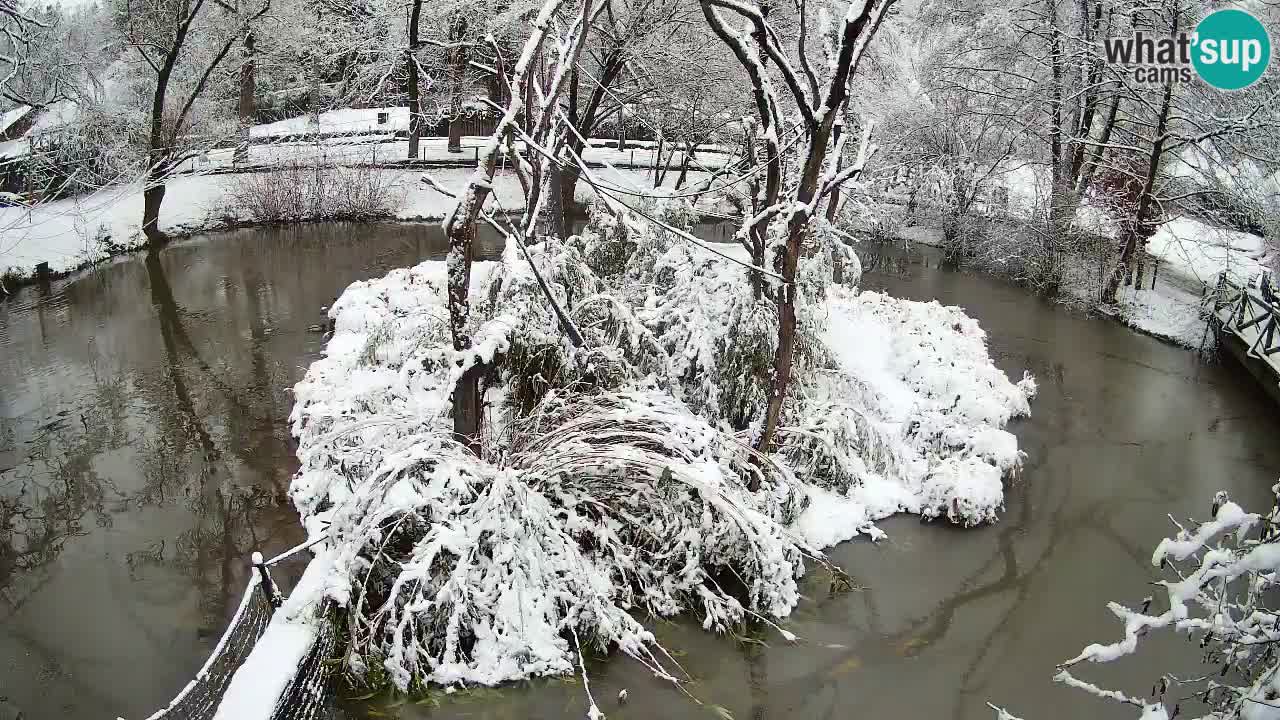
[892,217,1273,348]
[0,159,717,290]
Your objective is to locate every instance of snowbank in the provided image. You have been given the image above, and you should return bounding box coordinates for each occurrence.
[794,288,1035,546]
[1145,216,1268,286]
[1113,217,1269,348]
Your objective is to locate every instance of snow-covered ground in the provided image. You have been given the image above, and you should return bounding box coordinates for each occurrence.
[0,161,712,281]
[1114,217,1272,347]
[886,216,1273,348]
[168,134,731,175]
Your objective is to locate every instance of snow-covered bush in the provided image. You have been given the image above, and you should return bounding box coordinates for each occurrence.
[291,213,1037,698]
[321,388,816,691]
[223,162,405,224]
[995,487,1280,720]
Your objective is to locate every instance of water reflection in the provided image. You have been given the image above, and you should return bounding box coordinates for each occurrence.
[0,222,492,720]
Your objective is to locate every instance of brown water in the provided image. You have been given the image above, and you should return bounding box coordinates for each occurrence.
[0,222,503,720]
[1,228,1277,720]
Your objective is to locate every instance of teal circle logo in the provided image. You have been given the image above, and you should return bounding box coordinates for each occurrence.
[1192,9,1271,90]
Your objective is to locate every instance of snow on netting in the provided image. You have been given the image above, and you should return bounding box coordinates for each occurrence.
[254,606,339,720]
[210,550,342,720]
[139,575,274,720]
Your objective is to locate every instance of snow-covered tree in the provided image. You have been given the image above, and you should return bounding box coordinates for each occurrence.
[698,0,893,461]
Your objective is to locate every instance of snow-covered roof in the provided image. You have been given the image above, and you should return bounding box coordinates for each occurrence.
[0,101,81,159]
[0,105,32,137]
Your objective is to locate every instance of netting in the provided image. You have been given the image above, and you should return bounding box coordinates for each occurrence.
[267,601,340,720]
[141,575,275,720]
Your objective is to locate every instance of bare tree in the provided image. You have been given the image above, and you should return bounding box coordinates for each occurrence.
[116,0,271,245]
[699,0,893,463]
[438,0,601,453]
[405,0,424,158]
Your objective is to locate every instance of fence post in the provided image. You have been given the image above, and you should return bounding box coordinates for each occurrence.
[253,551,283,609]
[474,147,479,165]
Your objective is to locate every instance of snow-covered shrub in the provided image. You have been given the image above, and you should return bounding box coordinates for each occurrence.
[312,384,819,691]
[479,239,607,413]
[224,162,404,224]
[813,289,1035,525]
[995,486,1280,720]
[291,205,1038,700]
[571,203,636,279]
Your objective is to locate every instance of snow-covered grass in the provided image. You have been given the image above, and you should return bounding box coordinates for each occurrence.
[287,202,1036,695]
[167,135,731,175]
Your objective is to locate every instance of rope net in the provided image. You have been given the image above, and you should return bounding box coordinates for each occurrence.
[141,575,275,720]
[266,603,340,720]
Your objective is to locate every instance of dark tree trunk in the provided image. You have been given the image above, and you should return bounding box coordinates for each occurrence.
[826,118,844,221]
[652,135,665,188]
[235,32,256,165]
[406,0,423,159]
[446,14,468,154]
[447,213,483,452]
[453,363,484,454]
[559,53,624,212]
[560,164,579,219]
[142,179,168,246]
[542,160,566,239]
[675,142,693,189]
[756,107,843,459]
[1103,79,1174,304]
[144,50,175,247]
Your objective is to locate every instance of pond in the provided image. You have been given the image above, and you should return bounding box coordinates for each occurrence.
[1,223,1277,720]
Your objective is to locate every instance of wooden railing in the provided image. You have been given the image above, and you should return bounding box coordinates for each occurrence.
[1212,272,1280,360]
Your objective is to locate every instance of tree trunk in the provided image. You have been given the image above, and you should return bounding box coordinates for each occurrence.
[756,112,842,460]
[406,0,423,160]
[541,160,567,239]
[453,363,484,455]
[561,163,579,219]
[446,14,468,154]
[1103,79,1173,304]
[1046,0,1067,258]
[448,213,483,452]
[675,143,693,189]
[144,75,171,247]
[826,117,844,221]
[653,135,668,188]
[142,178,167,246]
[235,32,256,165]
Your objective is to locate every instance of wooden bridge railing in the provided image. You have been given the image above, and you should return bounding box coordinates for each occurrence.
[1211,272,1280,361]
